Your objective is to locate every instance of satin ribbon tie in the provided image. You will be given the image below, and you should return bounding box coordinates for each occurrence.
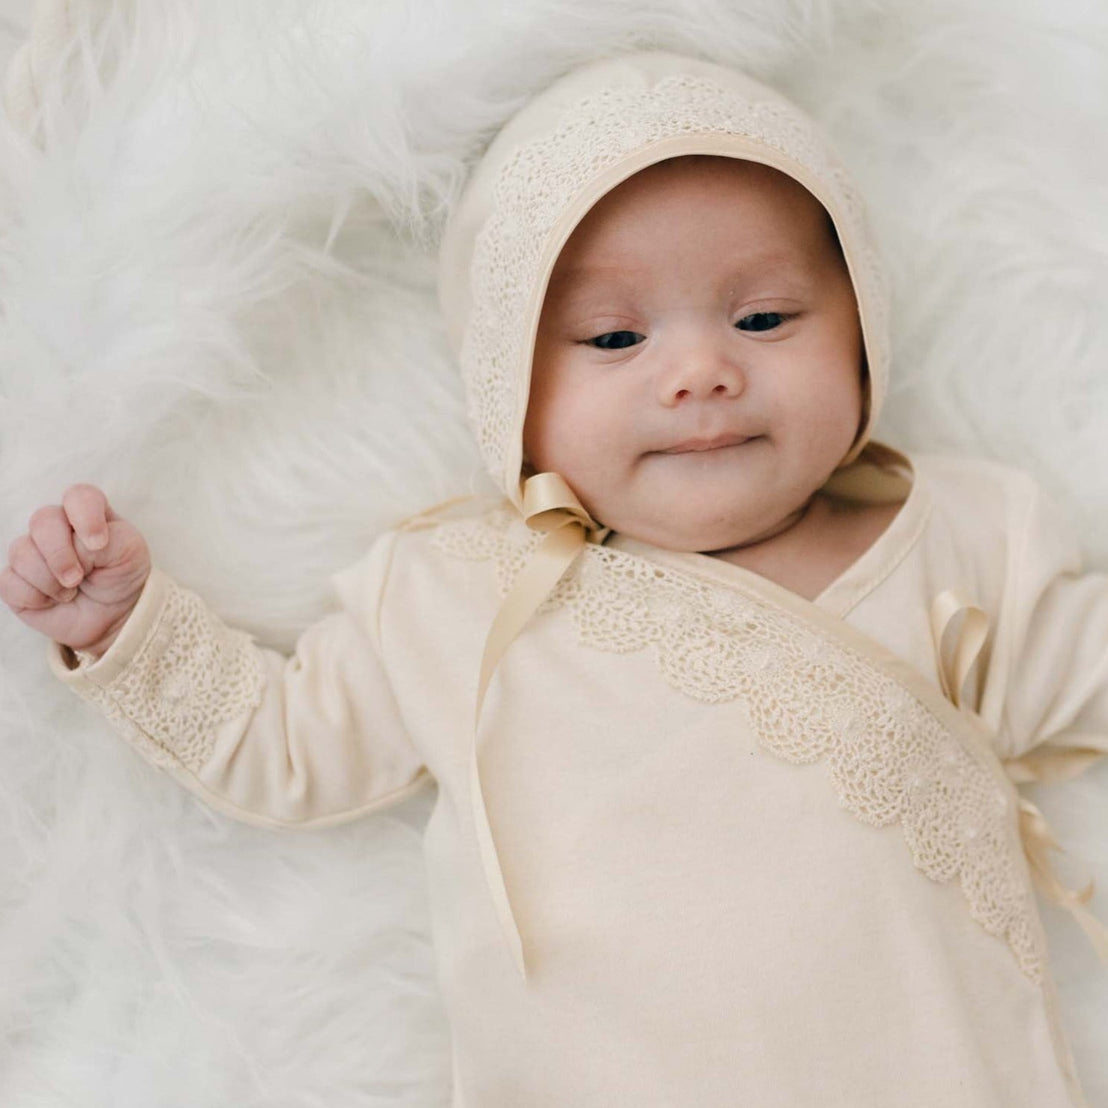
[470,473,607,983]
[931,590,1108,967]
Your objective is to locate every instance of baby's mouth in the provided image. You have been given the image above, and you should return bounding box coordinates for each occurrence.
[658,433,755,454]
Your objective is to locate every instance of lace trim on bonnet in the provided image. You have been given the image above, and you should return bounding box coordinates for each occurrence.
[462,74,889,489]
[432,508,1045,983]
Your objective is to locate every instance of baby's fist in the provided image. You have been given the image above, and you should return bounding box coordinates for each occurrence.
[0,484,151,657]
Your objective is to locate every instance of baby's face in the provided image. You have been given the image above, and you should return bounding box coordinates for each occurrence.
[523,155,865,552]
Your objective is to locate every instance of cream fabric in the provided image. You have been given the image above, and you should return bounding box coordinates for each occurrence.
[45,451,1107,1106]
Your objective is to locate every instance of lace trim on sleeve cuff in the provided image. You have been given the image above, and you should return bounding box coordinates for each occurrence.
[48,568,267,775]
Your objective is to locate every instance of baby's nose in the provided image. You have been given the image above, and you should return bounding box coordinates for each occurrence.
[658,351,745,406]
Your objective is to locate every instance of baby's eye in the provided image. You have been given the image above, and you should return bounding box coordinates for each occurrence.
[587,330,645,350]
[735,312,789,333]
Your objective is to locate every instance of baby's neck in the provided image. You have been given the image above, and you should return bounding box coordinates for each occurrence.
[706,491,903,602]
[721,501,812,550]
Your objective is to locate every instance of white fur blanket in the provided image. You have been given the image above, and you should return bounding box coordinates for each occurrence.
[1,1,1106,1104]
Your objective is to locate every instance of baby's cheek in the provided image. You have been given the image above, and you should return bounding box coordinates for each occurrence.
[523,398,587,475]
[554,391,606,448]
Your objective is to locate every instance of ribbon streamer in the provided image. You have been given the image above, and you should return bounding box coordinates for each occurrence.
[931,590,1108,968]
[470,473,606,982]
[1018,797,1108,964]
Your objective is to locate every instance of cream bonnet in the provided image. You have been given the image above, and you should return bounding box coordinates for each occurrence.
[437,50,890,515]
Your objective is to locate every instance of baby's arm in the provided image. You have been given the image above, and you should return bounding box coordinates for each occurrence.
[989,475,1108,771]
[1,486,429,828]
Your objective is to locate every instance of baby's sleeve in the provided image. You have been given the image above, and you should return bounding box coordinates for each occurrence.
[992,475,1108,771]
[44,531,431,828]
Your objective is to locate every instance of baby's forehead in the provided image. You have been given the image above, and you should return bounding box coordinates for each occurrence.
[545,249,811,299]
[558,155,827,245]
[543,155,836,296]
[600,154,814,210]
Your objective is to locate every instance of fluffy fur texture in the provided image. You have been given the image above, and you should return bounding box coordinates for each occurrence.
[1,0,1106,1103]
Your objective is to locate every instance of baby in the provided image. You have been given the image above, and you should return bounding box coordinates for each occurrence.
[3,50,1107,1107]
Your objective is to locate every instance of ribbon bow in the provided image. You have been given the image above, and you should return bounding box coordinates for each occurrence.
[470,473,608,983]
[930,591,1108,967]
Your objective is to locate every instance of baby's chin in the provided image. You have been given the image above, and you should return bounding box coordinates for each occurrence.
[596,503,786,554]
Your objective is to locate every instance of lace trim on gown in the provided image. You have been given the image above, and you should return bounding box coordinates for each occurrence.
[432,508,1045,983]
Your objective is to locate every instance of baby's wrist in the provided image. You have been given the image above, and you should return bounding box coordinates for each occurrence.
[70,612,133,664]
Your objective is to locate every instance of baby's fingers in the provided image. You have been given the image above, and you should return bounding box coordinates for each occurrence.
[4,535,77,605]
[0,563,69,612]
[61,483,114,551]
[26,505,85,589]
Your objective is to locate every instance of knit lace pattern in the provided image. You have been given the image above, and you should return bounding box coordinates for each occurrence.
[70,579,267,776]
[432,508,1044,983]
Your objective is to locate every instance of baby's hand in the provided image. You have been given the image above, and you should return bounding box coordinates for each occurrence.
[0,484,151,658]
